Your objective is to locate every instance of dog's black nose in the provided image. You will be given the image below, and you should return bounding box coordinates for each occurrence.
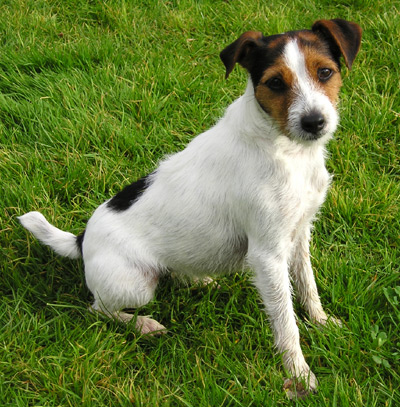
[301,112,325,134]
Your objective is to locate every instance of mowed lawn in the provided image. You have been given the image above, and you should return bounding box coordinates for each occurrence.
[1,0,399,406]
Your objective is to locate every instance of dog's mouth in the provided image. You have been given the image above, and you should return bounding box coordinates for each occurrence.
[290,126,331,143]
[286,124,333,144]
[297,128,326,141]
[286,109,336,144]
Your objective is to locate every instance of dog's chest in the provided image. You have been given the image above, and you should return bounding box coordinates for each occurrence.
[277,150,329,219]
[252,145,330,230]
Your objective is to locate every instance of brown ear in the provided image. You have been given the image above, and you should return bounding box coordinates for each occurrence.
[312,19,362,69]
[220,31,263,79]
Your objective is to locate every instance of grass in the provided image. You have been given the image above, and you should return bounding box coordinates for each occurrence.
[1,0,399,405]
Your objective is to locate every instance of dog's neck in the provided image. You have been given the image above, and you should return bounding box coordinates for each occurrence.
[223,80,278,138]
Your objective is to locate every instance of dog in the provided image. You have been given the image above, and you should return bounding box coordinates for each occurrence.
[19,19,362,398]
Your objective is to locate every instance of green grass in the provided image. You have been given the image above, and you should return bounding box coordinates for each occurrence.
[1,0,399,405]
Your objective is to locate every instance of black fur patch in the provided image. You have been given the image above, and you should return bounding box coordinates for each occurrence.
[107,174,151,212]
[76,231,85,255]
[246,34,288,87]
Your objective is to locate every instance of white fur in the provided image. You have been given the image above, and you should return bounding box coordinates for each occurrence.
[19,211,80,259]
[19,42,342,396]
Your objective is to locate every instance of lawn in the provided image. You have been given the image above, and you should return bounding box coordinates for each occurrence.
[1,0,399,406]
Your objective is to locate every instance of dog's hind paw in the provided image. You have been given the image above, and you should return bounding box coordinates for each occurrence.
[193,276,221,288]
[135,316,167,336]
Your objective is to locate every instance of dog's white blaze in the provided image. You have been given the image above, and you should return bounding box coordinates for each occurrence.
[283,40,312,89]
[283,40,322,104]
[283,40,339,141]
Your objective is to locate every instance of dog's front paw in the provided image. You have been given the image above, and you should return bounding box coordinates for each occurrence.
[283,370,318,400]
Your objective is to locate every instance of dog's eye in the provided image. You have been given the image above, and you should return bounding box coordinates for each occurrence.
[318,68,333,82]
[265,77,286,91]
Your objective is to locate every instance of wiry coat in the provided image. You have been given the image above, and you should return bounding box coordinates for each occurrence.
[19,19,362,399]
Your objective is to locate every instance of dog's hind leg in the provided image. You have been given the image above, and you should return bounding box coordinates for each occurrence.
[86,255,167,335]
[90,303,167,335]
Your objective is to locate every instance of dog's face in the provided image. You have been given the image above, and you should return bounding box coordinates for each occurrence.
[220,19,362,143]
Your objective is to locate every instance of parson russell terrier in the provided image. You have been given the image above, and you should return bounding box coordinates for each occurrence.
[19,19,361,398]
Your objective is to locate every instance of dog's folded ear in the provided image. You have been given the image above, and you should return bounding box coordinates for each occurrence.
[220,31,263,79]
[312,19,362,70]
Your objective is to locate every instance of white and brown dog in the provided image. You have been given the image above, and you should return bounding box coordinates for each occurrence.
[19,19,362,398]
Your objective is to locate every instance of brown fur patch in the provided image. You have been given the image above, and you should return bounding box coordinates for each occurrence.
[255,54,295,133]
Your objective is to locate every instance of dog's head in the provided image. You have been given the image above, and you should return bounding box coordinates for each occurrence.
[220,19,362,143]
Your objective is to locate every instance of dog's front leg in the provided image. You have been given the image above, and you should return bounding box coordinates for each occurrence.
[248,247,317,397]
[290,226,341,326]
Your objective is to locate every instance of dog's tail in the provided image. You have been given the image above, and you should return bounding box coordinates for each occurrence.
[18,211,82,259]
